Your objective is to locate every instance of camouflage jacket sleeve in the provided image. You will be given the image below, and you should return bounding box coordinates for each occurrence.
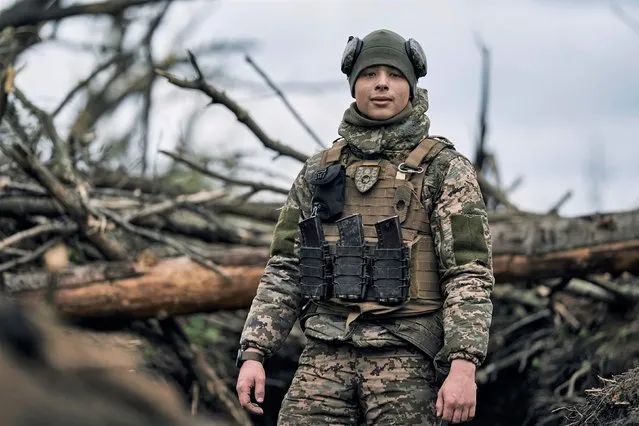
[238,163,312,358]
[430,153,495,366]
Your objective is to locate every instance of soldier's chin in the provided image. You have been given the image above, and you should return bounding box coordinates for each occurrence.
[366,107,396,121]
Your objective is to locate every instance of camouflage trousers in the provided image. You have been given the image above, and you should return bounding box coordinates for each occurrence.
[277,337,443,425]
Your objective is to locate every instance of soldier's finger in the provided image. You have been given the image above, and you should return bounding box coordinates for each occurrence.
[254,372,266,403]
[459,406,470,423]
[442,399,455,422]
[469,402,476,419]
[436,389,444,417]
[451,407,463,424]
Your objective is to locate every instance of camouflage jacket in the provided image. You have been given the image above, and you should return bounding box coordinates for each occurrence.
[239,89,494,369]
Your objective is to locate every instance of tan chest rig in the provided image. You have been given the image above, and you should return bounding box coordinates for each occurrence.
[300,137,449,318]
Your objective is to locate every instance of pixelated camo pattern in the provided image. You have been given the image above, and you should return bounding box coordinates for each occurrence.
[240,88,494,367]
[278,337,442,425]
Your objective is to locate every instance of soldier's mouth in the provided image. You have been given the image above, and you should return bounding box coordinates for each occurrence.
[371,98,392,105]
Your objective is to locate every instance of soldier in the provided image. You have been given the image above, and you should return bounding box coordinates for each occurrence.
[235,29,494,425]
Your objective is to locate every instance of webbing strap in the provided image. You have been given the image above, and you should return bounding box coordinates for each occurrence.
[323,139,348,165]
[403,138,440,170]
[423,140,448,165]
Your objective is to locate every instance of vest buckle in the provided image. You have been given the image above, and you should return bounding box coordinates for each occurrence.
[397,162,424,174]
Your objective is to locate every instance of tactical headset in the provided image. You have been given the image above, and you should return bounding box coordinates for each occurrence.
[340,35,428,78]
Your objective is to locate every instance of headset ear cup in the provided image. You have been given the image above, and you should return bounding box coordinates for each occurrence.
[341,36,363,75]
[405,38,427,77]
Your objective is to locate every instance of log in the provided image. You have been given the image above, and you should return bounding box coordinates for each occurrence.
[491,208,639,280]
[493,239,639,282]
[2,208,639,319]
[490,209,639,255]
[8,257,263,319]
[1,247,270,294]
[4,235,639,319]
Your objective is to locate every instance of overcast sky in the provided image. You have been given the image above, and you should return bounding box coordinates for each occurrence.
[16,0,639,216]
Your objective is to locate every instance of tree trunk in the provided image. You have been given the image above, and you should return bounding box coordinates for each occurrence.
[9,257,263,319]
[4,209,639,320]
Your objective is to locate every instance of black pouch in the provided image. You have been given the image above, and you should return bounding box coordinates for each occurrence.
[309,164,345,222]
[370,246,410,304]
[333,244,368,301]
[299,245,332,301]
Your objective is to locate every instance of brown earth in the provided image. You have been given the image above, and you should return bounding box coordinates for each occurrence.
[0,297,231,426]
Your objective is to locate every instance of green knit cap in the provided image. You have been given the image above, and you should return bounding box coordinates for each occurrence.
[348,29,416,98]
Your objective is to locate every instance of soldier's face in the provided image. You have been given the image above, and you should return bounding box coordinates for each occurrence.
[354,65,410,120]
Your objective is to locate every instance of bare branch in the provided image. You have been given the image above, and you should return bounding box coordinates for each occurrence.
[52,53,131,118]
[11,85,76,181]
[0,247,30,257]
[140,2,171,175]
[476,173,521,212]
[124,188,228,222]
[0,221,76,251]
[0,139,125,260]
[4,101,33,149]
[245,53,326,149]
[477,339,549,385]
[473,35,491,173]
[0,236,63,274]
[68,54,178,146]
[583,275,639,305]
[157,317,252,426]
[155,51,310,163]
[0,63,15,123]
[547,190,573,215]
[210,201,282,223]
[504,176,524,194]
[91,169,195,196]
[0,0,192,29]
[95,205,231,282]
[160,149,290,195]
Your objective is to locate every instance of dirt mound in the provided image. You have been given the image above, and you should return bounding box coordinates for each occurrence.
[560,367,639,426]
[0,297,220,426]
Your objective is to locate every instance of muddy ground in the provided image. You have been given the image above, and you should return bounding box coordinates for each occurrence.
[3,299,637,426]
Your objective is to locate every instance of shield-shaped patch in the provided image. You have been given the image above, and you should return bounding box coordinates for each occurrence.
[354,166,380,193]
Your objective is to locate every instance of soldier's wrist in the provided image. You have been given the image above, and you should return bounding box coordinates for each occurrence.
[450,358,477,373]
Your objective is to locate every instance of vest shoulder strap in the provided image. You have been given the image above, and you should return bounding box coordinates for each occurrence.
[322,138,348,165]
[323,137,450,168]
[403,137,449,170]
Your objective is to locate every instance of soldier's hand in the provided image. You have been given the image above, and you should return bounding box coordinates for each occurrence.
[236,360,266,415]
[436,359,477,423]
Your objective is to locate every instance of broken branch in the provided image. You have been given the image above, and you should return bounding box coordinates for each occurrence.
[160,149,290,195]
[244,53,326,150]
[0,0,191,29]
[123,188,228,222]
[155,51,309,163]
[0,221,76,251]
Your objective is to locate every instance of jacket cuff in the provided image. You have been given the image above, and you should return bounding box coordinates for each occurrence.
[449,351,481,366]
[241,341,273,358]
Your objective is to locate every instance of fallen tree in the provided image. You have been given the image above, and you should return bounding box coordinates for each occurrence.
[1,208,637,320]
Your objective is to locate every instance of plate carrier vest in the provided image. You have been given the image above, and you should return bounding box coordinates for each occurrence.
[302,137,450,318]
